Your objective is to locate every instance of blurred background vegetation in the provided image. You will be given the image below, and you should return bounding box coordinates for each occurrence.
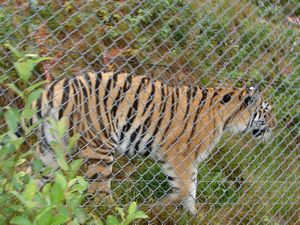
[0,0,299,224]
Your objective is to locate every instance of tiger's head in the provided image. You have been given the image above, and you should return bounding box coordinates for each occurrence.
[216,87,276,140]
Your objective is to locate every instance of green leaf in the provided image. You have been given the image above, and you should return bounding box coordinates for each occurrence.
[106,215,120,225]
[0,75,8,84]
[56,155,69,172]
[6,83,24,98]
[50,214,70,225]
[4,42,23,58]
[10,216,32,225]
[73,208,87,224]
[0,214,6,224]
[56,118,68,138]
[31,57,52,65]
[55,173,67,189]
[67,176,88,194]
[132,211,148,219]
[22,107,35,120]
[15,60,35,83]
[50,173,66,204]
[68,160,83,179]
[1,159,16,175]
[128,202,137,215]
[0,140,16,159]
[42,183,51,196]
[24,53,39,58]
[90,215,104,225]
[16,158,27,166]
[25,80,49,94]
[26,88,44,105]
[4,108,21,132]
[50,142,68,171]
[116,207,125,221]
[66,133,80,153]
[76,176,88,191]
[19,150,33,159]
[10,190,27,206]
[66,194,82,209]
[32,159,44,173]
[22,180,37,201]
[34,206,54,225]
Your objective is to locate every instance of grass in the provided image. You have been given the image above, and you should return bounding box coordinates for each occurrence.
[0,0,299,224]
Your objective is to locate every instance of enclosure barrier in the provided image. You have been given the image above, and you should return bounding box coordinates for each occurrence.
[0,1,299,224]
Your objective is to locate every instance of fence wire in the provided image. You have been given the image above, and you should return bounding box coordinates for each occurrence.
[0,0,299,224]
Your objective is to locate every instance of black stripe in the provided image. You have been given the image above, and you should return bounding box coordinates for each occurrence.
[112,72,118,88]
[175,87,180,110]
[137,104,155,156]
[89,173,112,182]
[111,74,133,120]
[238,90,246,100]
[79,132,98,149]
[41,124,51,153]
[144,84,168,155]
[59,79,70,119]
[104,77,112,107]
[223,101,244,131]
[103,76,114,133]
[167,176,175,181]
[142,82,156,116]
[142,104,155,136]
[162,87,176,140]
[169,88,207,148]
[120,78,145,142]
[130,125,141,144]
[123,74,132,93]
[84,73,92,93]
[190,89,208,136]
[94,76,109,140]
[79,79,88,100]
[192,86,198,99]
[95,73,102,91]
[186,87,192,99]
[71,80,79,106]
[69,105,75,137]
[151,85,168,137]
[183,100,191,120]
[37,97,42,118]
[126,125,142,155]
[111,87,122,118]
[210,88,220,106]
[79,80,95,132]
[190,88,208,157]
[47,79,60,108]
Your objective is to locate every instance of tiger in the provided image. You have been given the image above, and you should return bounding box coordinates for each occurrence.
[30,71,275,214]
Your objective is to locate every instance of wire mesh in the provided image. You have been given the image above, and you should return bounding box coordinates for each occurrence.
[0,0,299,224]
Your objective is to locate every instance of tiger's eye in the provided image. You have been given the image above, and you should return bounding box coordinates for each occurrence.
[221,94,231,104]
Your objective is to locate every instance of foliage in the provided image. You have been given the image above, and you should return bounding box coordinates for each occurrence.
[0,1,299,224]
[100,202,148,225]
[0,45,147,225]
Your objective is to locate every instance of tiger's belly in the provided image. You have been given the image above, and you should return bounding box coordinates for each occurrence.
[115,132,161,158]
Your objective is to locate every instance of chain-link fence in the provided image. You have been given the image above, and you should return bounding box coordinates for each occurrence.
[1,0,299,224]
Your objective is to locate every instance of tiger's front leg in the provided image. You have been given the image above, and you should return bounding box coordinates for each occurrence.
[79,146,114,203]
[159,154,198,214]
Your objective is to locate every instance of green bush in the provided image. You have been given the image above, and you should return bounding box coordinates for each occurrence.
[0,45,148,225]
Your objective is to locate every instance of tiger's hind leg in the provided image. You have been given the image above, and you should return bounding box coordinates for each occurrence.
[79,146,114,203]
[159,154,198,214]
